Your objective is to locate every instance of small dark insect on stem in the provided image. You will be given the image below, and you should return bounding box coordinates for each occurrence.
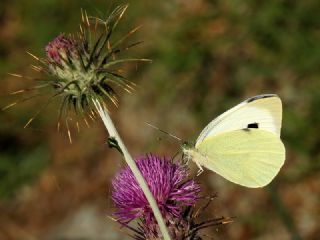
[107,136,123,155]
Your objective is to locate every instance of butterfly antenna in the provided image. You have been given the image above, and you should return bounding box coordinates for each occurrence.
[146,122,183,143]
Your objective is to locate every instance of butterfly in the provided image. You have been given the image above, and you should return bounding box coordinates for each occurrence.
[183,94,285,188]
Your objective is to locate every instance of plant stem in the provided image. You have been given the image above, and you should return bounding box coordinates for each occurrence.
[93,99,171,240]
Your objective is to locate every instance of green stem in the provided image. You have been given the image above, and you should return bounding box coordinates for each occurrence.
[93,99,171,240]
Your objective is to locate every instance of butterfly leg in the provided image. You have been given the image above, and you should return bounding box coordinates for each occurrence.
[182,152,191,165]
[195,161,204,176]
[186,155,190,164]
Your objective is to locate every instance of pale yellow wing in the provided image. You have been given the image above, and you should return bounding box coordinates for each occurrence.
[195,129,285,188]
[196,94,282,147]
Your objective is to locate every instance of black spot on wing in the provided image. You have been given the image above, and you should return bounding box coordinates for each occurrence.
[247,123,259,128]
[246,94,277,103]
[242,122,259,132]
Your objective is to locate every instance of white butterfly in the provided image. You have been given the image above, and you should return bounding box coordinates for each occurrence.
[183,94,285,188]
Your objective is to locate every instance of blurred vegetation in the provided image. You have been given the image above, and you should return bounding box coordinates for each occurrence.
[0,0,319,239]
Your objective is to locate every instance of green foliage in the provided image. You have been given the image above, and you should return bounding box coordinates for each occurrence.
[0,141,49,199]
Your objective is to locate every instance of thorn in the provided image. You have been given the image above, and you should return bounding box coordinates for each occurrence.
[27,51,47,64]
[3,93,46,111]
[88,114,94,121]
[126,84,135,91]
[66,117,73,144]
[129,25,142,34]
[31,65,43,72]
[84,118,90,127]
[57,122,60,132]
[24,94,55,128]
[2,102,17,111]
[26,51,40,61]
[10,84,49,95]
[112,25,142,48]
[107,216,117,222]
[76,121,80,133]
[118,4,129,20]
[8,72,40,80]
[79,24,83,34]
[8,73,23,78]
[123,87,132,93]
[85,10,90,27]
[81,8,85,23]
[24,117,34,128]
[10,90,25,95]
[67,129,72,144]
[109,95,119,107]
[90,110,96,118]
[125,41,144,50]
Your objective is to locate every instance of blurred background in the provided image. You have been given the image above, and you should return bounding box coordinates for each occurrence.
[0,0,319,239]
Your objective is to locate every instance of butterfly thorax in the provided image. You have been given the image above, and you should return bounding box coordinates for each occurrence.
[182,141,193,158]
[182,142,208,170]
[181,141,194,157]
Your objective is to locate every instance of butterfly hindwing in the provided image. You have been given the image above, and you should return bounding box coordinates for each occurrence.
[195,129,285,188]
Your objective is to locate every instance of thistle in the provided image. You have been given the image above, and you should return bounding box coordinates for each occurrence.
[7,5,172,239]
[112,155,232,239]
[6,5,148,135]
[112,155,201,224]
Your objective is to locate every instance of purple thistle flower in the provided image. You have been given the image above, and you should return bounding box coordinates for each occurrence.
[112,155,201,225]
[112,157,233,239]
[45,34,77,64]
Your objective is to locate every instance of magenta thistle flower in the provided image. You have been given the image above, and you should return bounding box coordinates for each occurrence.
[112,155,233,239]
[112,155,201,225]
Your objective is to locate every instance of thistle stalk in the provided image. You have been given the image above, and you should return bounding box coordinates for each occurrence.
[93,99,171,240]
[9,5,172,238]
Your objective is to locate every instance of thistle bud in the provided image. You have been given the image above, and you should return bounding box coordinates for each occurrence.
[9,5,146,130]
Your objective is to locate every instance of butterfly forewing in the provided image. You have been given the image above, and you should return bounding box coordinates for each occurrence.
[195,94,282,147]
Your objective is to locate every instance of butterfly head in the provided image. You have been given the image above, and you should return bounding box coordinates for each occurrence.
[181,140,196,159]
[181,140,194,150]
